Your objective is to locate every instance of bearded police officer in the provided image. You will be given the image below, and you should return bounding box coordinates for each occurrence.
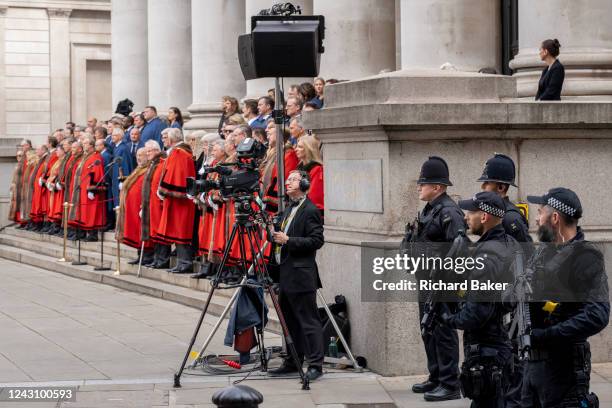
[407,156,465,401]
[439,192,516,408]
[477,153,532,408]
[521,188,609,407]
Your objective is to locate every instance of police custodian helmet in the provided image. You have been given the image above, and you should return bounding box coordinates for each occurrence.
[417,156,452,186]
[477,153,517,187]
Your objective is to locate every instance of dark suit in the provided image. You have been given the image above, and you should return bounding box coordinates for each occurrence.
[536,59,565,101]
[276,197,325,368]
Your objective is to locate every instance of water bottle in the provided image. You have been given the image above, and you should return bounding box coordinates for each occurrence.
[328,336,338,367]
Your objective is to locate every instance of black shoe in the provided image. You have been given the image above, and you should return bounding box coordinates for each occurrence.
[16,224,26,230]
[31,222,42,232]
[39,222,51,233]
[143,262,157,268]
[412,380,438,393]
[169,265,193,274]
[127,258,141,265]
[423,385,461,402]
[305,366,323,382]
[24,222,35,231]
[152,261,170,269]
[84,234,98,242]
[269,360,299,376]
[190,272,210,279]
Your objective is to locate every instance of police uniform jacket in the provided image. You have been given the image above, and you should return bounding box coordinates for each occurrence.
[446,224,515,352]
[530,228,610,350]
[502,197,532,243]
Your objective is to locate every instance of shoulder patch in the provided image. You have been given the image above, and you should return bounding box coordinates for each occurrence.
[442,215,451,224]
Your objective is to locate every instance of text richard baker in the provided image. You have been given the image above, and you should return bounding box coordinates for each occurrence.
[372,279,509,292]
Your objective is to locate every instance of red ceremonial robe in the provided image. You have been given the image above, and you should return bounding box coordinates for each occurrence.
[198,159,222,260]
[301,162,324,215]
[117,166,152,249]
[29,153,49,222]
[145,156,166,244]
[157,143,195,245]
[42,153,59,221]
[68,152,106,230]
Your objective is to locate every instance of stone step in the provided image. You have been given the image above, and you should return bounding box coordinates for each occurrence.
[5,226,138,258]
[2,228,225,297]
[0,240,281,334]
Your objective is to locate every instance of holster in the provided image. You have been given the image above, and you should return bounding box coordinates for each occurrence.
[460,345,503,403]
[559,342,598,408]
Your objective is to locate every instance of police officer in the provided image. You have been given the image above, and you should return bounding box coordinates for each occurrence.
[408,156,465,401]
[521,188,609,407]
[478,153,532,244]
[477,153,532,407]
[440,192,516,408]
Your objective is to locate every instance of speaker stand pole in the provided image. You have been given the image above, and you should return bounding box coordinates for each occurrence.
[274,77,286,214]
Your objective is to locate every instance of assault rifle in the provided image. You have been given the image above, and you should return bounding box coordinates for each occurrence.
[420,230,468,338]
[507,244,546,360]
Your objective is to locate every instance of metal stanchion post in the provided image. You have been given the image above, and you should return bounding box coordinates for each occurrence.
[114,207,121,275]
[57,202,70,262]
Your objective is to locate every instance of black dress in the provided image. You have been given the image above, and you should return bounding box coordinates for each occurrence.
[535,59,565,101]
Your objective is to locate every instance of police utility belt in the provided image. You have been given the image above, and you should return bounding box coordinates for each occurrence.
[460,344,503,401]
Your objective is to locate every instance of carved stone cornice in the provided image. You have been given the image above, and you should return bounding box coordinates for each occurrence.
[47,8,72,19]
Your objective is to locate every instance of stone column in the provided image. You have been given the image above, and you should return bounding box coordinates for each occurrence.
[400,0,500,72]
[47,8,72,129]
[111,0,148,111]
[0,6,6,138]
[510,0,612,99]
[185,0,246,133]
[147,0,192,111]
[313,0,395,80]
[245,0,313,98]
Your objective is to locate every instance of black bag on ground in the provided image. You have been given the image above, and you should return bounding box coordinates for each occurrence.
[318,295,351,355]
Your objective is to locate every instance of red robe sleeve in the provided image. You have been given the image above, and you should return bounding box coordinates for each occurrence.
[308,164,324,213]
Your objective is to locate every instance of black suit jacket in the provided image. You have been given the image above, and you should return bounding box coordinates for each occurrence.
[536,59,565,101]
[277,197,324,293]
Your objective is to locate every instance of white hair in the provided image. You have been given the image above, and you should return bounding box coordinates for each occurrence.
[112,128,124,136]
[167,128,183,143]
[144,140,161,151]
[201,132,221,144]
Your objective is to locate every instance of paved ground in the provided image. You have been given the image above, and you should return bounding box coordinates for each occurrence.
[0,259,610,407]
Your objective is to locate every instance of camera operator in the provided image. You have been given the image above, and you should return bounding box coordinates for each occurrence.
[269,170,325,382]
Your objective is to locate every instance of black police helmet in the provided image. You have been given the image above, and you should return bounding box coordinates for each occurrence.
[417,156,452,186]
[477,153,517,187]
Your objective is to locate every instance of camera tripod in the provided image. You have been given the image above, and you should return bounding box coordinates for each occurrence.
[174,201,311,390]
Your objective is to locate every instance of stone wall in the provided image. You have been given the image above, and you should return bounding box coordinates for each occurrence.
[305,70,612,375]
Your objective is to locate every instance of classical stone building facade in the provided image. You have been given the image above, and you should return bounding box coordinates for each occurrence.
[0,0,110,222]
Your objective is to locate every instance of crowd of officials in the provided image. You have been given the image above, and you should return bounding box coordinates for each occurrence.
[8,78,328,277]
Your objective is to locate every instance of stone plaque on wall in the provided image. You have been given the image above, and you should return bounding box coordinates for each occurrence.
[327,159,383,213]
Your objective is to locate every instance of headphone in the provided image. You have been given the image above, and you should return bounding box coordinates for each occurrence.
[298,170,310,192]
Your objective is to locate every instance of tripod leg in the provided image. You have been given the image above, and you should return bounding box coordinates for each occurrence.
[189,275,246,368]
[174,222,240,387]
[317,291,362,372]
[267,286,310,390]
[190,239,271,368]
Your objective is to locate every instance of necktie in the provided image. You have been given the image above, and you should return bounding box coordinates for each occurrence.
[131,143,136,155]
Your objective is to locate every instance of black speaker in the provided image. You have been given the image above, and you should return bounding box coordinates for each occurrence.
[238,15,325,80]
